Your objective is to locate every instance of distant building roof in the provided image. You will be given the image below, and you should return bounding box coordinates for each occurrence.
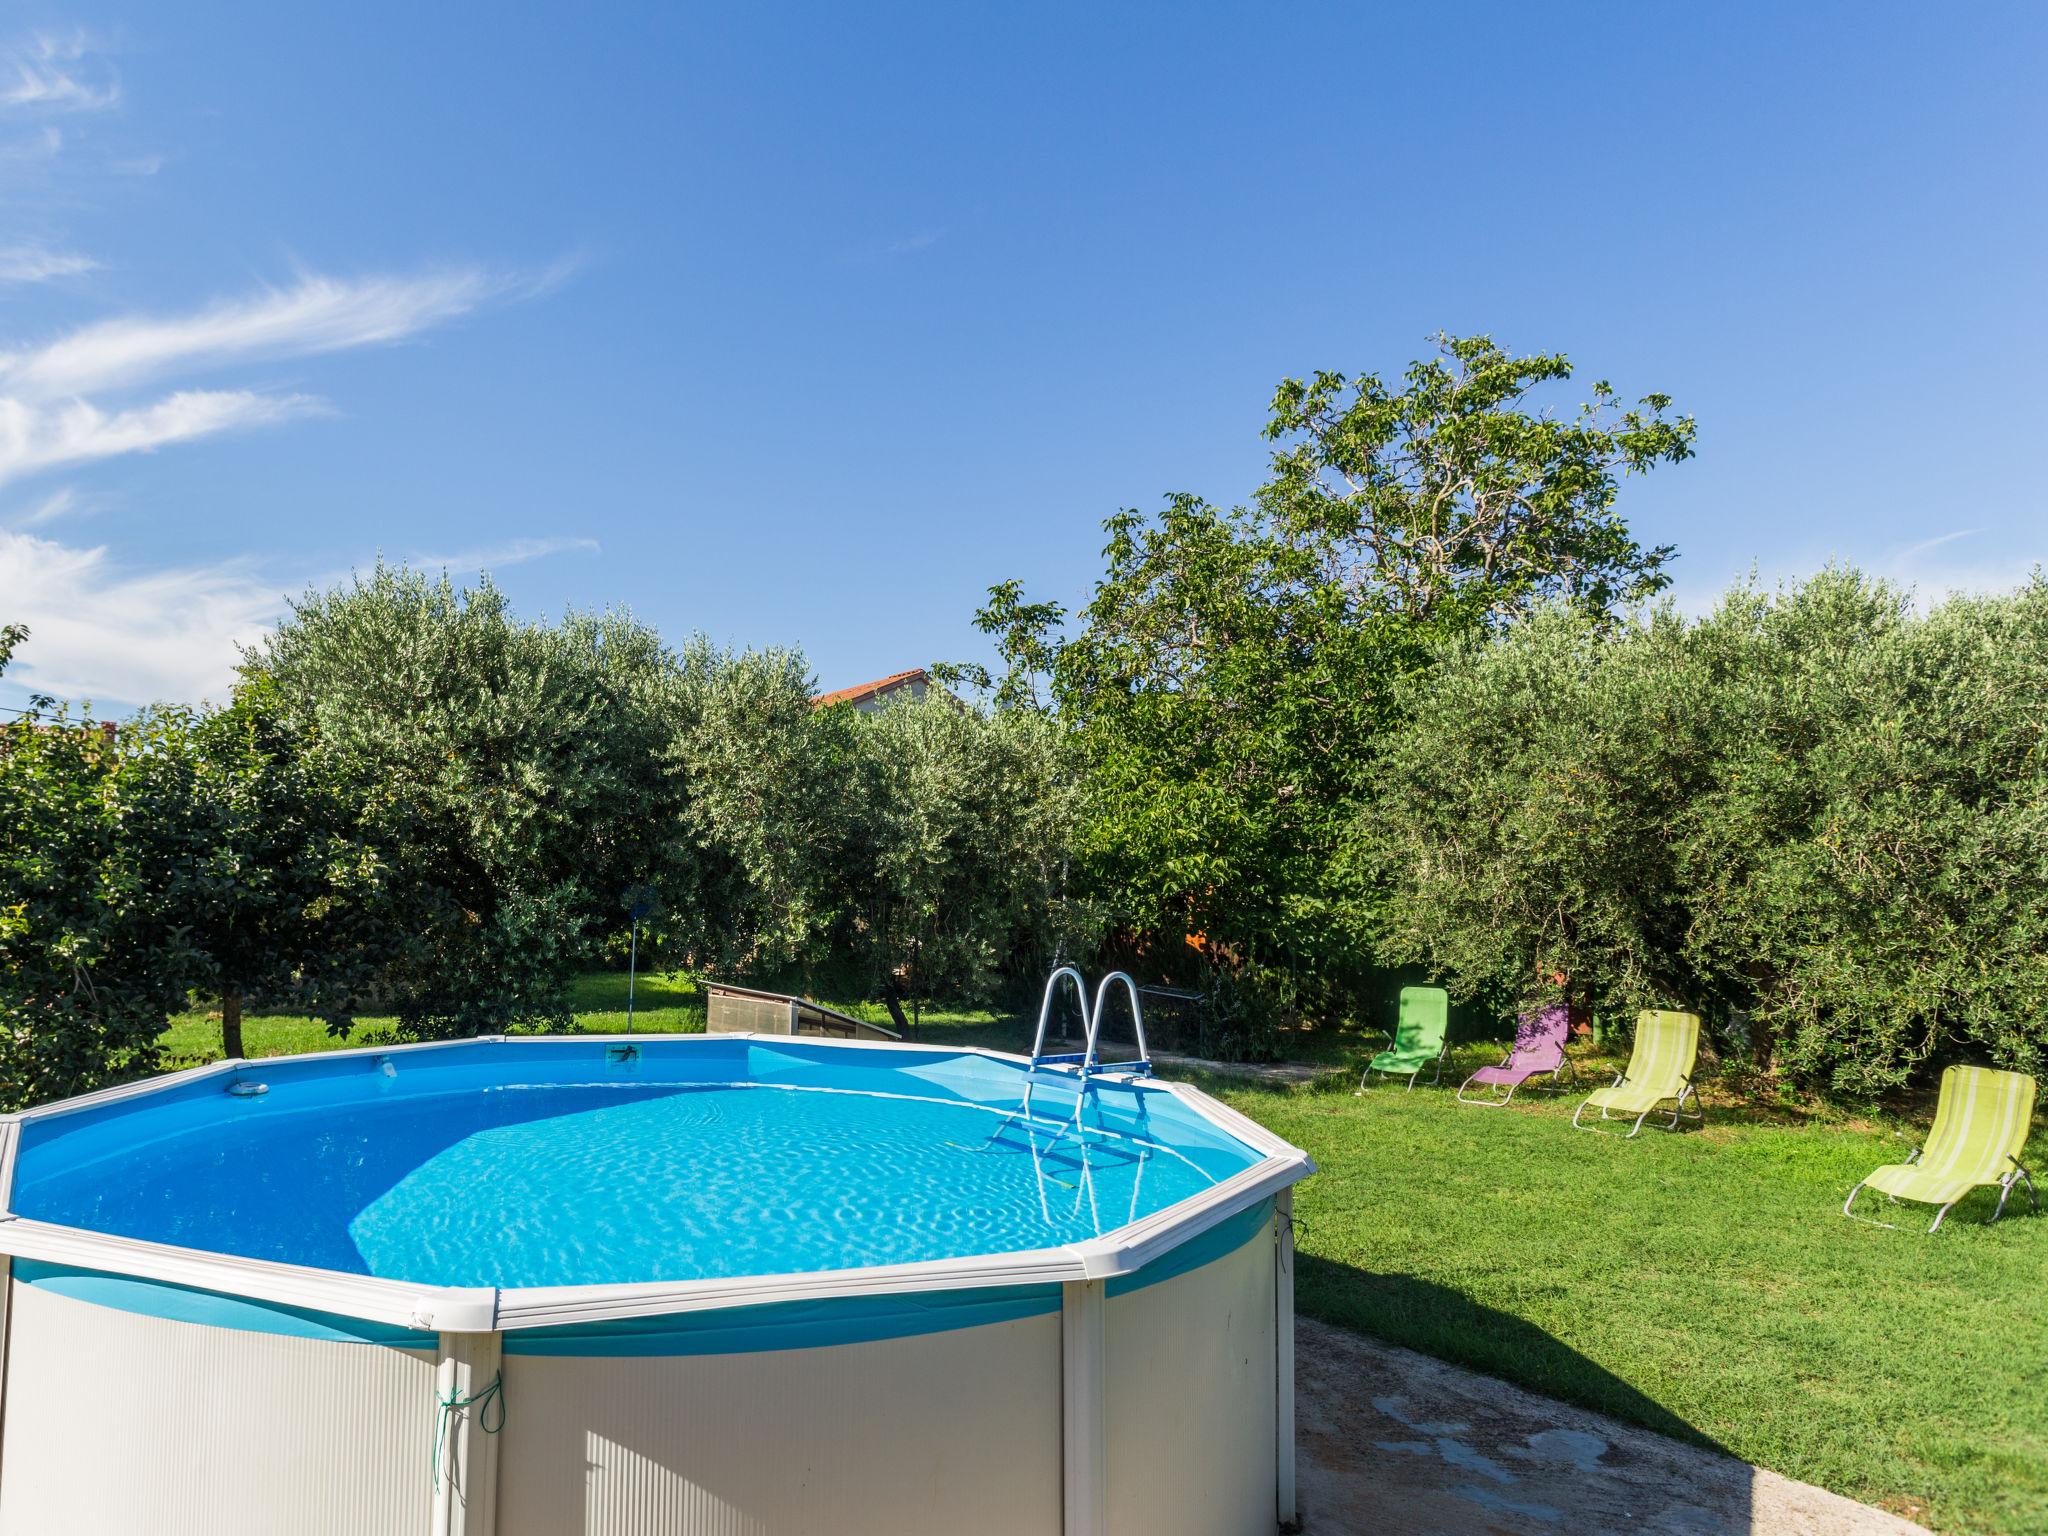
[812,668,929,711]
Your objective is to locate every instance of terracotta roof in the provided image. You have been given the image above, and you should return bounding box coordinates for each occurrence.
[812,668,927,709]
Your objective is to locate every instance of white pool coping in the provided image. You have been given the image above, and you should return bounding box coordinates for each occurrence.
[0,1033,1314,1334]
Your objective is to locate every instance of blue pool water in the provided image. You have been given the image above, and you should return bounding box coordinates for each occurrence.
[8,1041,1262,1288]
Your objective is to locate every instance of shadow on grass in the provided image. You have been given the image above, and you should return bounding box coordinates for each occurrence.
[1295,1252,1731,1458]
[1416,1040,1861,1132]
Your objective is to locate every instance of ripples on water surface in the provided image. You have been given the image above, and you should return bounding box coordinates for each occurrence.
[13,1078,1241,1287]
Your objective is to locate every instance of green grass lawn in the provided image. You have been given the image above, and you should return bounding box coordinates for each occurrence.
[1213,1047,2048,1536]
[149,979,2040,1533]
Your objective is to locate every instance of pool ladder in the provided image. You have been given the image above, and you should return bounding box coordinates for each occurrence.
[1004,967,1159,1239]
[1027,966,1152,1078]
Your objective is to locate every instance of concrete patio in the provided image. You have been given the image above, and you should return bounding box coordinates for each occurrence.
[1294,1317,1930,1536]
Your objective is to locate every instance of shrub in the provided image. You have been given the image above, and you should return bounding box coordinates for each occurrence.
[1358,570,2048,1094]
[0,705,201,1104]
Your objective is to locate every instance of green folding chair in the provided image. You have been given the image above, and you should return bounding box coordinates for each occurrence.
[1571,1009,1702,1137]
[1844,1065,2038,1233]
[1357,986,1449,1092]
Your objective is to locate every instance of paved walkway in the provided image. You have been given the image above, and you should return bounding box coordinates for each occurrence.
[1295,1318,1929,1536]
[1150,1053,1340,1086]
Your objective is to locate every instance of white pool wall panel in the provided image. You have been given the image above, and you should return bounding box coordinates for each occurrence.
[497,1309,1062,1536]
[0,1276,435,1536]
[0,1213,1288,1535]
[1106,1206,1279,1536]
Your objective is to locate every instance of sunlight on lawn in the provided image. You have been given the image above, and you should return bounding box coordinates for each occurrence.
[1229,1045,2048,1536]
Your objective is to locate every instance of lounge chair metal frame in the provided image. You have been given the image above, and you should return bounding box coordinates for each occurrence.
[1458,1052,1575,1107]
[1842,1150,2040,1234]
[1571,1073,1702,1138]
[1358,1037,1448,1094]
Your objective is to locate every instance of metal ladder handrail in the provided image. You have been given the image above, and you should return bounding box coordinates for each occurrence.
[1028,965,1093,1066]
[1084,971,1151,1077]
[1013,968,1160,1240]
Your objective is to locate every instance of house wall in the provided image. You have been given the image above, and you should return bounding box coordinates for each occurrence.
[847,677,927,713]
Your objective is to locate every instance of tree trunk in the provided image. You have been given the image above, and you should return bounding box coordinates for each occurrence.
[880,975,913,1039]
[221,991,244,1061]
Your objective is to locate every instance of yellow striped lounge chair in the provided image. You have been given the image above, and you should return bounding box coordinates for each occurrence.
[1571,1009,1702,1138]
[1844,1065,2038,1233]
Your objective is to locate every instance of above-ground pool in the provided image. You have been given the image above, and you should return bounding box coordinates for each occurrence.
[0,1033,1312,1536]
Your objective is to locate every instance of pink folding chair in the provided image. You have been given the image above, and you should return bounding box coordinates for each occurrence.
[1456,1004,1573,1107]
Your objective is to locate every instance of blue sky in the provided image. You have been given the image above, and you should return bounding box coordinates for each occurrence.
[1,3,2043,709]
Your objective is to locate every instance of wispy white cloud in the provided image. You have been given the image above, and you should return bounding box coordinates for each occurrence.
[0,124,63,162]
[1,32,119,114]
[109,151,163,176]
[884,228,945,256]
[0,268,511,399]
[840,228,948,263]
[1881,527,2044,604]
[0,526,605,707]
[1667,527,2044,618]
[0,529,281,706]
[0,28,150,336]
[1892,527,1984,564]
[6,485,96,528]
[0,33,144,269]
[410,535,602,572]
[0,241,98,283]
[0,267,547,486]
[0,389,324,485]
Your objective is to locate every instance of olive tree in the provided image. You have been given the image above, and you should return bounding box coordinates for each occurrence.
[1360,569,2048,1096]
[245,567,696,1036]
[844,692,1093,1012]
[667,639,858,980]
[1684,572,2048,1092]
[1352,602,1728,1026]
